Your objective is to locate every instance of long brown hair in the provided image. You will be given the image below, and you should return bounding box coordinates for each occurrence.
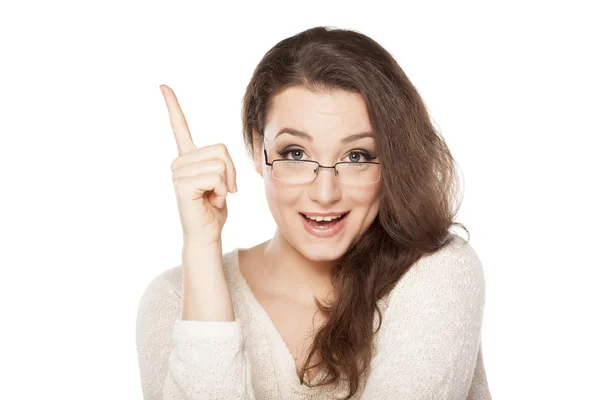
[241,26,469,399]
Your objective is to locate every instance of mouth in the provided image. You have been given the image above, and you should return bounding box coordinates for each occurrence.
[299,211,350,238]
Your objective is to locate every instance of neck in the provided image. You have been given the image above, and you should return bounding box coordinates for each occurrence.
[261,229,336,306]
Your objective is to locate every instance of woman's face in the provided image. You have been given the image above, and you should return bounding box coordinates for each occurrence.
[253,86,382,262]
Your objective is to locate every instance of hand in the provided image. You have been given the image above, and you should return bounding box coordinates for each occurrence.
[160,84,238,245]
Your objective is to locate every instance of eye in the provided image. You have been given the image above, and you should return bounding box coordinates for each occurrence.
[277,148,306,161]
[345,151,376,163]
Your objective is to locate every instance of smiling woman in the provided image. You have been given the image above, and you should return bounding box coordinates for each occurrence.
[136,25,491,400]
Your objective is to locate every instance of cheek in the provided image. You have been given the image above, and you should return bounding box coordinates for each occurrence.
[344,183,381,208]
[264,175,302,215]
[345,184,381,229]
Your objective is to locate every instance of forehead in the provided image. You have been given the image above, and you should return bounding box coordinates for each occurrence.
[265,86,372,141]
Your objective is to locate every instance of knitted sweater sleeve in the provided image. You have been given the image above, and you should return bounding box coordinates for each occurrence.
[361,241,490,399]
[136,269,255,400]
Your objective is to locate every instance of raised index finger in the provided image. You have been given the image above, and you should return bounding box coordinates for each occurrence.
[160,84,196,156]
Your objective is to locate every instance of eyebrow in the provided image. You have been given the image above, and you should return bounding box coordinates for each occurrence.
[274,127,374,143]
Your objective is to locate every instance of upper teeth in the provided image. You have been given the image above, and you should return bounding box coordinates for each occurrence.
[305,214,343,221]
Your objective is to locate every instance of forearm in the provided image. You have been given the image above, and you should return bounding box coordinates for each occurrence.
[181,239,235,322]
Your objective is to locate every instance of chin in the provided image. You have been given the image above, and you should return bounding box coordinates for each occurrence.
[288,219,354,263]
[294,240,349,262]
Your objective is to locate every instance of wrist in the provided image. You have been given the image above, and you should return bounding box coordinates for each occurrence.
[182,239,223,267]
[183,237,222,250]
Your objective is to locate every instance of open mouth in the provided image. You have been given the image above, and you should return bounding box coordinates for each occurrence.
[299,212,349,230]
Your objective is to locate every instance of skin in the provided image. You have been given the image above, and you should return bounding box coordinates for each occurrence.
[247,85,382,306]
[162,84,239,321]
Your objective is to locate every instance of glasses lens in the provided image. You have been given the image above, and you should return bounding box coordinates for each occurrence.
[337,163,381,185]
[271,160,381,185]
[272,160,318,183]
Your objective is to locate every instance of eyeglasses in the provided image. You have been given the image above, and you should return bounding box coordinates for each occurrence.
[263,145,381,186]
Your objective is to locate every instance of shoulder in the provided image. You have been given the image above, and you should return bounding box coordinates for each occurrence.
[371,235,488,348]
[136,265,183,331]
[411,234,484,285]
[140,264,183,303]
[387,234,486,310]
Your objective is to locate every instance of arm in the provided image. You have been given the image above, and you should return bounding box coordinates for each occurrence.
[163,241,255,399]
[149,85,252,398]
[361,241,489,399]
[135,246,255,399]
[163,317,255,399]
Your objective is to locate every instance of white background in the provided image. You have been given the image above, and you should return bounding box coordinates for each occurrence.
[1,1,598,398]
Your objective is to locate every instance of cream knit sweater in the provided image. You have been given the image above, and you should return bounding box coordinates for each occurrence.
[136,235,491,399]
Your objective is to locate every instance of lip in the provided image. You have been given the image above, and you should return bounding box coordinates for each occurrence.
[300,211,349,238]
[299,211,349,217]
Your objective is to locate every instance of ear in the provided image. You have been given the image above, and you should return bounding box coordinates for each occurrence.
[251,128,263,175]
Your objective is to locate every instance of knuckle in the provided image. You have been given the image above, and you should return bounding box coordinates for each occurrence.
[172,164,186,180]
[172,178,183,194]
[171,157,182,172]
[214,171,225,184]
[172,174,184,185]
[216,143,228,155]
[216,158,227,171]
[216,175,227,191]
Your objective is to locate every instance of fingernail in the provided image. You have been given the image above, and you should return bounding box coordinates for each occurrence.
[234,183,238,193]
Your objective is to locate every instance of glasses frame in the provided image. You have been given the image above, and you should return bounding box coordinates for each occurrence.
[262,140,381,185]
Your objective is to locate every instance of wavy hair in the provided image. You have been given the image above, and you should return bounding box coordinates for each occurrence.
[240,26,469,399]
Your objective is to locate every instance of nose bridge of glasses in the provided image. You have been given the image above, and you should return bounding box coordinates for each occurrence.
[316,164,339,177]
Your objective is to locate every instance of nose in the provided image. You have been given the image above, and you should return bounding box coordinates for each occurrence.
[308,167,342,205]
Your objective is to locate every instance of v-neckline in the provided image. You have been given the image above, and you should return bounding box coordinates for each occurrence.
[230,247,330,394]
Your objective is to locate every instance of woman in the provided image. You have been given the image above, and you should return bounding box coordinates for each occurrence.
[136,26,491,400]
